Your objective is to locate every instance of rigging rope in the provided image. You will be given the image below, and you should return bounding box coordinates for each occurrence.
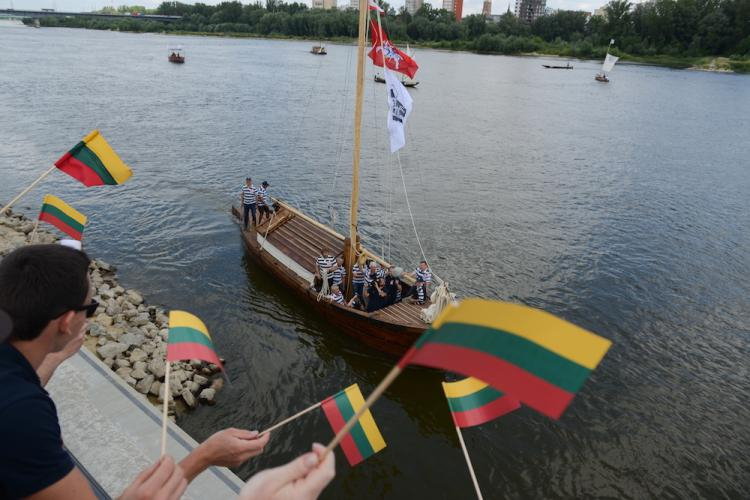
[395,151,444,286]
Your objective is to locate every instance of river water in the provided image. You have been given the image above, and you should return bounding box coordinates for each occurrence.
[1,22,749,499]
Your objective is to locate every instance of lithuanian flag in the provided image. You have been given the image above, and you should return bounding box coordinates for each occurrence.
[321,384,386,466]
[167,311,223,369]
[399,299,612,419]
[38,194,87,240]
[442,377,520,428]
[55,130,133,187]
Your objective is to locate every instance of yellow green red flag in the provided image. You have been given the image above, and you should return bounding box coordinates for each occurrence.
[38,194,87,240]
[321,384,386,466]
[55,130,133,186]
[167,311,223,369]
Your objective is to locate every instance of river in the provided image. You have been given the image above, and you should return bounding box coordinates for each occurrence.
[1,22,749,499]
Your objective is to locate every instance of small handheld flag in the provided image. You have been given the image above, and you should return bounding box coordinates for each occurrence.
[38,194,87,240]
[442,377,520,428]
[321,384,386,466]
[55,130,133,187]
[399,299,612,419]
[167,311,223,368]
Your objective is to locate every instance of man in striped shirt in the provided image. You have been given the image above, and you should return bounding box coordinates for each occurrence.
[331,257,346,292]
[256,181,273,225]
[407,261,431,304]
[240,177,258,230]
[315,248,337,290]
[351,258,367,300]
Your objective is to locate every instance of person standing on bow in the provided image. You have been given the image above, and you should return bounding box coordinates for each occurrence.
[240,177,258,230]
[257,181,273,226]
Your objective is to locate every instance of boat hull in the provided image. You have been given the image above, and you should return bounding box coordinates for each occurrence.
[232,206,427,356]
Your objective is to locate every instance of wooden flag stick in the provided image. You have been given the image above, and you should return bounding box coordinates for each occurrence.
[455,426,484,500]
[29,219,40,244]
[323,364,403,459]
[260,401,323,436]
[160,361,171,456]
[0,165,56,216]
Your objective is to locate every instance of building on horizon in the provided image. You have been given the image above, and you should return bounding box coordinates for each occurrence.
[514,0,546,23]
[312,0,337,9]
[405,0,423,15]
[482,0,492,16]
[442,0,463,20]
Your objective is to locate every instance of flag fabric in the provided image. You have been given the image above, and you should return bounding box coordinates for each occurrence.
[38,194,87,240]
[55,130,133,187]
[398,299,612,419]
[321,383,386,466]
[384,69,413,153]
[368,20,419,79]
[442,377,520,428]
[167,311,223,369]
[368,0,385,12]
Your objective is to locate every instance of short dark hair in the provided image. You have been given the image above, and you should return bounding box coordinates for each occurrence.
[420,260,428,266]
[0,245,91,341]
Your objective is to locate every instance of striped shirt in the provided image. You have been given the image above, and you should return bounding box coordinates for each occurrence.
[332,265,346,286]
[365,267,384,284]
[316,256,336,274]
[257,187,271,206]
[415,284,425,304]
[414,267,432,284]
[352,265,366,284]
[329,291,345,304]
[241,185,257,205]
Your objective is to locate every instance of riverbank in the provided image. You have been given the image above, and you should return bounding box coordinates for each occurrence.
[0,210,224,417]
[21,18,748,74]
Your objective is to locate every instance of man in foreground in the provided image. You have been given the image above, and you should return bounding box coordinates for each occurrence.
[0,245,334,499]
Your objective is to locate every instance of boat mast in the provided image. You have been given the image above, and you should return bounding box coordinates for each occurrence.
[345,0,369,297]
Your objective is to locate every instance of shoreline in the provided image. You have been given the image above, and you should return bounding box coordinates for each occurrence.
[0,210,224,419]
[19,22,745,74]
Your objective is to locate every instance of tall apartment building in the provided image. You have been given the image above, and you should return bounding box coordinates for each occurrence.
[442,0,463,20]
[514,0,546,22]
[312,0,337,9]
[482,0,492,16]
[405,0,423,15]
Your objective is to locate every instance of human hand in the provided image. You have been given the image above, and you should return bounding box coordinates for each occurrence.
[239,443,335,500]
[119,456,187,500]
[199,428,271,468]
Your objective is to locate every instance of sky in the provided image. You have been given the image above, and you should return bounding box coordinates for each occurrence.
[6,0,610,18]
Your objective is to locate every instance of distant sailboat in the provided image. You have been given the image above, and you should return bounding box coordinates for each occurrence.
[596,40,618,82]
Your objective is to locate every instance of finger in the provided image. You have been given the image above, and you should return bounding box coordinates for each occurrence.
[301,444,336,495]
[162,459,187,500]
[232,429,261,440]
[265,451,319,491]
[143,455,175,491]
[131,459,161,487]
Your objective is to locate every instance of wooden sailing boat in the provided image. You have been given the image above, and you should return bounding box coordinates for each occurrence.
[595,40,618,82]
[233,1,431,356]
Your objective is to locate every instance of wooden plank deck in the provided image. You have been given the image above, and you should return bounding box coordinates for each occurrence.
[253,205,428,329]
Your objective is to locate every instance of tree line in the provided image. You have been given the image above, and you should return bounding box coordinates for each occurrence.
[28,0,750,64]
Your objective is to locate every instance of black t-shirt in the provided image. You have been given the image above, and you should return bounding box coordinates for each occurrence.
[0,343,74,498]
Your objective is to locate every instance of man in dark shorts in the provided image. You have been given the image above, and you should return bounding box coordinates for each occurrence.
[256,181,273,225]
[0,245,335,499]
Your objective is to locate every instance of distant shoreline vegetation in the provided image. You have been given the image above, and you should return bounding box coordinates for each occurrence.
[23,0,750,73]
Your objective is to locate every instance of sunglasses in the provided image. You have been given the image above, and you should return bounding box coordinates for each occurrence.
[52,299,100,320]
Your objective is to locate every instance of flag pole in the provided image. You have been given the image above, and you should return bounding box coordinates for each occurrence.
[260,401,323,435]
[455,425,484,500]
[29,219,40,244]
[323,363,403,459]
[160,361,171,456]
[0,165,56,217]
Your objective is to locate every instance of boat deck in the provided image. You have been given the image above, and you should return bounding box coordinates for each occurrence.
[247,203,429,330]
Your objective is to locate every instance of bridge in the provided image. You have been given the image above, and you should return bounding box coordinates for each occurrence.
[0,9,182,23]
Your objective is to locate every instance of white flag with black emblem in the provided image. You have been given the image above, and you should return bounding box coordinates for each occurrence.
[384,68,413,153]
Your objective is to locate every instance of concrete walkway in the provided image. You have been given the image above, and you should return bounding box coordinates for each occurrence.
[47,347,244,499]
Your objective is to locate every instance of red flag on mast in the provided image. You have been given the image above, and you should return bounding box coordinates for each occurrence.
[367,20,419,79]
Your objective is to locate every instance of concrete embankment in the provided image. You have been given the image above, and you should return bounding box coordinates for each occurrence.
[0,210,224,416]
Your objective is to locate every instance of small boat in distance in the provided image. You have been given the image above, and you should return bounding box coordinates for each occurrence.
[374,74,419,87]
[595,40,619,83]
[542,63,573,69]
[168,47,185,64]
[311,44,327,55]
